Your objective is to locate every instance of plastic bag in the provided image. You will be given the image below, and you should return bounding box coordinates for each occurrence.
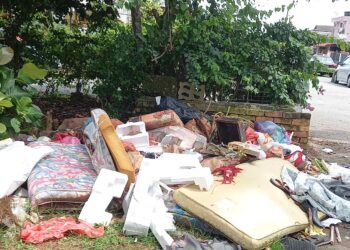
[155,96,211,123]
[256,132,274,151]
[83,110,116,173]
[20,216,104,244]
[245,127,259,144]
[0,142,53,198]
[254,121,291,144]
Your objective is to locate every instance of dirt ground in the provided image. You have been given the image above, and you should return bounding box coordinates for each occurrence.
[33,94,101,130]
[307,138,350,166]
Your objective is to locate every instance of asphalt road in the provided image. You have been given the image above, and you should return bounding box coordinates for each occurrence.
[306,77,350,250]
[309,76,350,143]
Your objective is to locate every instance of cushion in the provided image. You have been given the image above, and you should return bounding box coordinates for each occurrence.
[173,158,309,250]
[28,141,97,209]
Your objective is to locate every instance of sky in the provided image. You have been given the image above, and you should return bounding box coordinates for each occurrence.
[254,0,350,30]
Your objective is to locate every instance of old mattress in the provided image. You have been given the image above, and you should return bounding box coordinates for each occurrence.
[173,158,309,250]
[28,141,97,209]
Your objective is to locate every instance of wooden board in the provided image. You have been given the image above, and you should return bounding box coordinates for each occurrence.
[99,114,136,186]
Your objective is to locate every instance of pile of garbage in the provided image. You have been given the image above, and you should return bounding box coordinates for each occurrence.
[1,96,349,249]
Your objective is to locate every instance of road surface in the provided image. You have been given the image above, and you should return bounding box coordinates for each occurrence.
[310,76,350,143]
[308,77,350,250]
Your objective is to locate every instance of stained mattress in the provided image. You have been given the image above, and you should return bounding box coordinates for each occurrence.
[173,158,309,250]
[28,141,97,208]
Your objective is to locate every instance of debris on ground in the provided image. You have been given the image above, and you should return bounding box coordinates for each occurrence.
[1,96,349,250]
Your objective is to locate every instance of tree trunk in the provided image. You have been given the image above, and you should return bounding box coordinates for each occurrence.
[131,3,142,49]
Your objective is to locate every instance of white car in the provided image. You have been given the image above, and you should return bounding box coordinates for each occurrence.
[333,56,350,87]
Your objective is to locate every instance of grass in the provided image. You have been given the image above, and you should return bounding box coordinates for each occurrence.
[0,209,285,250]
[0,222,159,250]
[270,238,284,250]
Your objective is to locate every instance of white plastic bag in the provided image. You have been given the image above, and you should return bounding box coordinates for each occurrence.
[0,141,53,198]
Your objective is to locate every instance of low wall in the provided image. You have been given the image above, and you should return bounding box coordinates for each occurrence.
[135,96,311,147]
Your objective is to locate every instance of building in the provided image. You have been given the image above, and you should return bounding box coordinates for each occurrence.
[332,11,350,42]
[313,25,334,36]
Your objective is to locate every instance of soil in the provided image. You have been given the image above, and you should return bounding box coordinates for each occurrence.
[306,138,350,166]
[33,94,101,130]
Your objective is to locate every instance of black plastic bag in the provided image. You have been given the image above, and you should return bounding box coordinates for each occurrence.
[155,96,211,123]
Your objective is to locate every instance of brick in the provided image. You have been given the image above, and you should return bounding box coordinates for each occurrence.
[240,115,256,121]
[301,113,311,119]
[256,116,271,122]
[264,111,283,118]
[273,118,292,125]
[294,131,309,138]
[283,112,302,119]
[300,138,309,144]
[233,108,247,115]
[292,119,310,126]
[246,110,265,117]
[298,126,310,132]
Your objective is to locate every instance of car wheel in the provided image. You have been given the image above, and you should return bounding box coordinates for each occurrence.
[347,76,350,88]
[334,73,339,84]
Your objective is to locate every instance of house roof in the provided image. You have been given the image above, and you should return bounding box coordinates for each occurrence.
[313,25,334,33]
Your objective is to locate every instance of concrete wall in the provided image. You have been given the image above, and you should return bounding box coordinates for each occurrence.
[135,96,311,147]
[332,16,350,42]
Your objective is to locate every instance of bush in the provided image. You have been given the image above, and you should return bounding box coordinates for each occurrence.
[86,24,148,117]
[0,46,47,139]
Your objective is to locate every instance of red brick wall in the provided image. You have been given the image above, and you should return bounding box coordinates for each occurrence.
[136,97,311,147]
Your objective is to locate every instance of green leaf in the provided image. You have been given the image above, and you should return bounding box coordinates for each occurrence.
[17,63,47,81]
[0,99,13,108]
[0,92,7,101]
[0,47,14,66]
[10,118,21,133]
[0,123,6,134]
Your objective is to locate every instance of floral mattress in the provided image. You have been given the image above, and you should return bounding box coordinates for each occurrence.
[28,141,97,208]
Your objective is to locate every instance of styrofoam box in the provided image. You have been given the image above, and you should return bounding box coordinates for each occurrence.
[116,122,149,148]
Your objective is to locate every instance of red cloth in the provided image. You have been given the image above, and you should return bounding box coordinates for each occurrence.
[212,165,243,184]
[53,132,81,145]
[20,217,104,244]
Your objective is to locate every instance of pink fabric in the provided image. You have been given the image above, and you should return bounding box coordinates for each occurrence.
[20,216,104,244]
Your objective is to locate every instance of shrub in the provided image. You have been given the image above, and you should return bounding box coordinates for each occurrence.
[0,46,47,139]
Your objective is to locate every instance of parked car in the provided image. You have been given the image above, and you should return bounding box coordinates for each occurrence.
[333,56,350,87]
[312,54,337,76]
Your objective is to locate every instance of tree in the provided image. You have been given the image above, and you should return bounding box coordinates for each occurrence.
[0,0,118,68]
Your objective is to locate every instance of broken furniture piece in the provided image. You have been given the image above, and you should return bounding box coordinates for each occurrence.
[228,141,266,159]
[216,117,247,144]
[79,169,128,226]
[99,113,136,186]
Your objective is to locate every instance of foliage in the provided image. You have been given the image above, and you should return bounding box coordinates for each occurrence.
[0,0,119,69]
[25,24,95,93]
[1,0,323,112]
[87,23,148,117]
[0,45,46,139]
[142,0,319,106]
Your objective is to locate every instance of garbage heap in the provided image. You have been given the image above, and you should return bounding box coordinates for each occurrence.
[1,96,349,250]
